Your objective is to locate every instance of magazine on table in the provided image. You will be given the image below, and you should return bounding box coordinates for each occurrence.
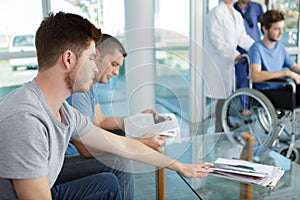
[124,113,181,143]
[209,158,285,189]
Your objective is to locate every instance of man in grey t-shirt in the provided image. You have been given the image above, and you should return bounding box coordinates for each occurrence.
[0,12,213,200]
[0,12,121,200]
[0,79,95,192]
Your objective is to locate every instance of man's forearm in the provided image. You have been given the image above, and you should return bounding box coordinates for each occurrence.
[252,70,289,82]
[291,65,300,74]
[79,126,178,169]
[99,116,124,130]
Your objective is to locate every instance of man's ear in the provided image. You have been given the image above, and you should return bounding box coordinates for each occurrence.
[261,26,267,35]
[61,50,75,70]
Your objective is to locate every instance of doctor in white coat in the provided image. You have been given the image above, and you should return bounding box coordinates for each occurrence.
[204,0,254,132]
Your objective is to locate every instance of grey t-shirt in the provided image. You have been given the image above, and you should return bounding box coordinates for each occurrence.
[65,84,99,155]
[0,79,92,194]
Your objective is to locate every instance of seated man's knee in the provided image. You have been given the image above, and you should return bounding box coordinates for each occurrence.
[92,173,122,200]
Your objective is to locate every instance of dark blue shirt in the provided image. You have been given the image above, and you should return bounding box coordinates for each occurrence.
[234,1,264,42]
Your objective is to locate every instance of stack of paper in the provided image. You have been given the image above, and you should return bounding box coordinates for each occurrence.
[209,158,285,189]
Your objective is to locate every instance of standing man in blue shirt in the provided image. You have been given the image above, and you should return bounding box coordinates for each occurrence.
[234,0,264,89]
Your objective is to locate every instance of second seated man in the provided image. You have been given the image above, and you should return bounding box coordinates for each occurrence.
[59,34,167,200]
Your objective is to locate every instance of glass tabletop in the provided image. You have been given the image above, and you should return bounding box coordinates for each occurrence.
[180,132,300,200]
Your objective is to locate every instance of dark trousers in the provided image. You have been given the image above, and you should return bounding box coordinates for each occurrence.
[215,99,225,132]
[51,173,122,200]
[258,85,300,109]
[0,174,122,200]
[55,154,135,200]
[59,129,134,199]
[235,47,249,89]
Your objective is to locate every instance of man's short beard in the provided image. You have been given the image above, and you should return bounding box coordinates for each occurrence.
[267,33,279,42]
[65,71,75,93]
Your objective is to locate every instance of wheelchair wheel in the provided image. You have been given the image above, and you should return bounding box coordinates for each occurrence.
[278,145,300,162]
[222,88,278,148]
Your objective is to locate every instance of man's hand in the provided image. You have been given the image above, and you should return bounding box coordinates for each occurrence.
[287,70,300,85]
[135,133,166,151]
[175,162,214,178]
[234,54,243,63]
[142,108,157,115]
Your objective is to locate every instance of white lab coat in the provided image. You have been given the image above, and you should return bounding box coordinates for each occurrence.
[203,2,254,99]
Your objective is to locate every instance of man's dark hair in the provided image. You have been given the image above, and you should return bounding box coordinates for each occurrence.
[260,10,285,34]
[35,12,102,71]
[96,34,127,58]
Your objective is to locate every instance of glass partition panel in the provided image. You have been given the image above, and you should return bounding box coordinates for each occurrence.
[154,0,190,120]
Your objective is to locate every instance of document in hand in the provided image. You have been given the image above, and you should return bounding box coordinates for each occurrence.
[124,113,181,143]
[210,158,285,189]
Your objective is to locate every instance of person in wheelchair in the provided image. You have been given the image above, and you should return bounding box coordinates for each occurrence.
[248,9,300,110]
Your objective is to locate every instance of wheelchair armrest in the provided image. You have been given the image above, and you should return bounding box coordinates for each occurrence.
[262,77,294,84]
[258,77,296,93]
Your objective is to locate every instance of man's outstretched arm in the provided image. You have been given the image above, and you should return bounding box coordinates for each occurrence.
[74,125,213,178]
